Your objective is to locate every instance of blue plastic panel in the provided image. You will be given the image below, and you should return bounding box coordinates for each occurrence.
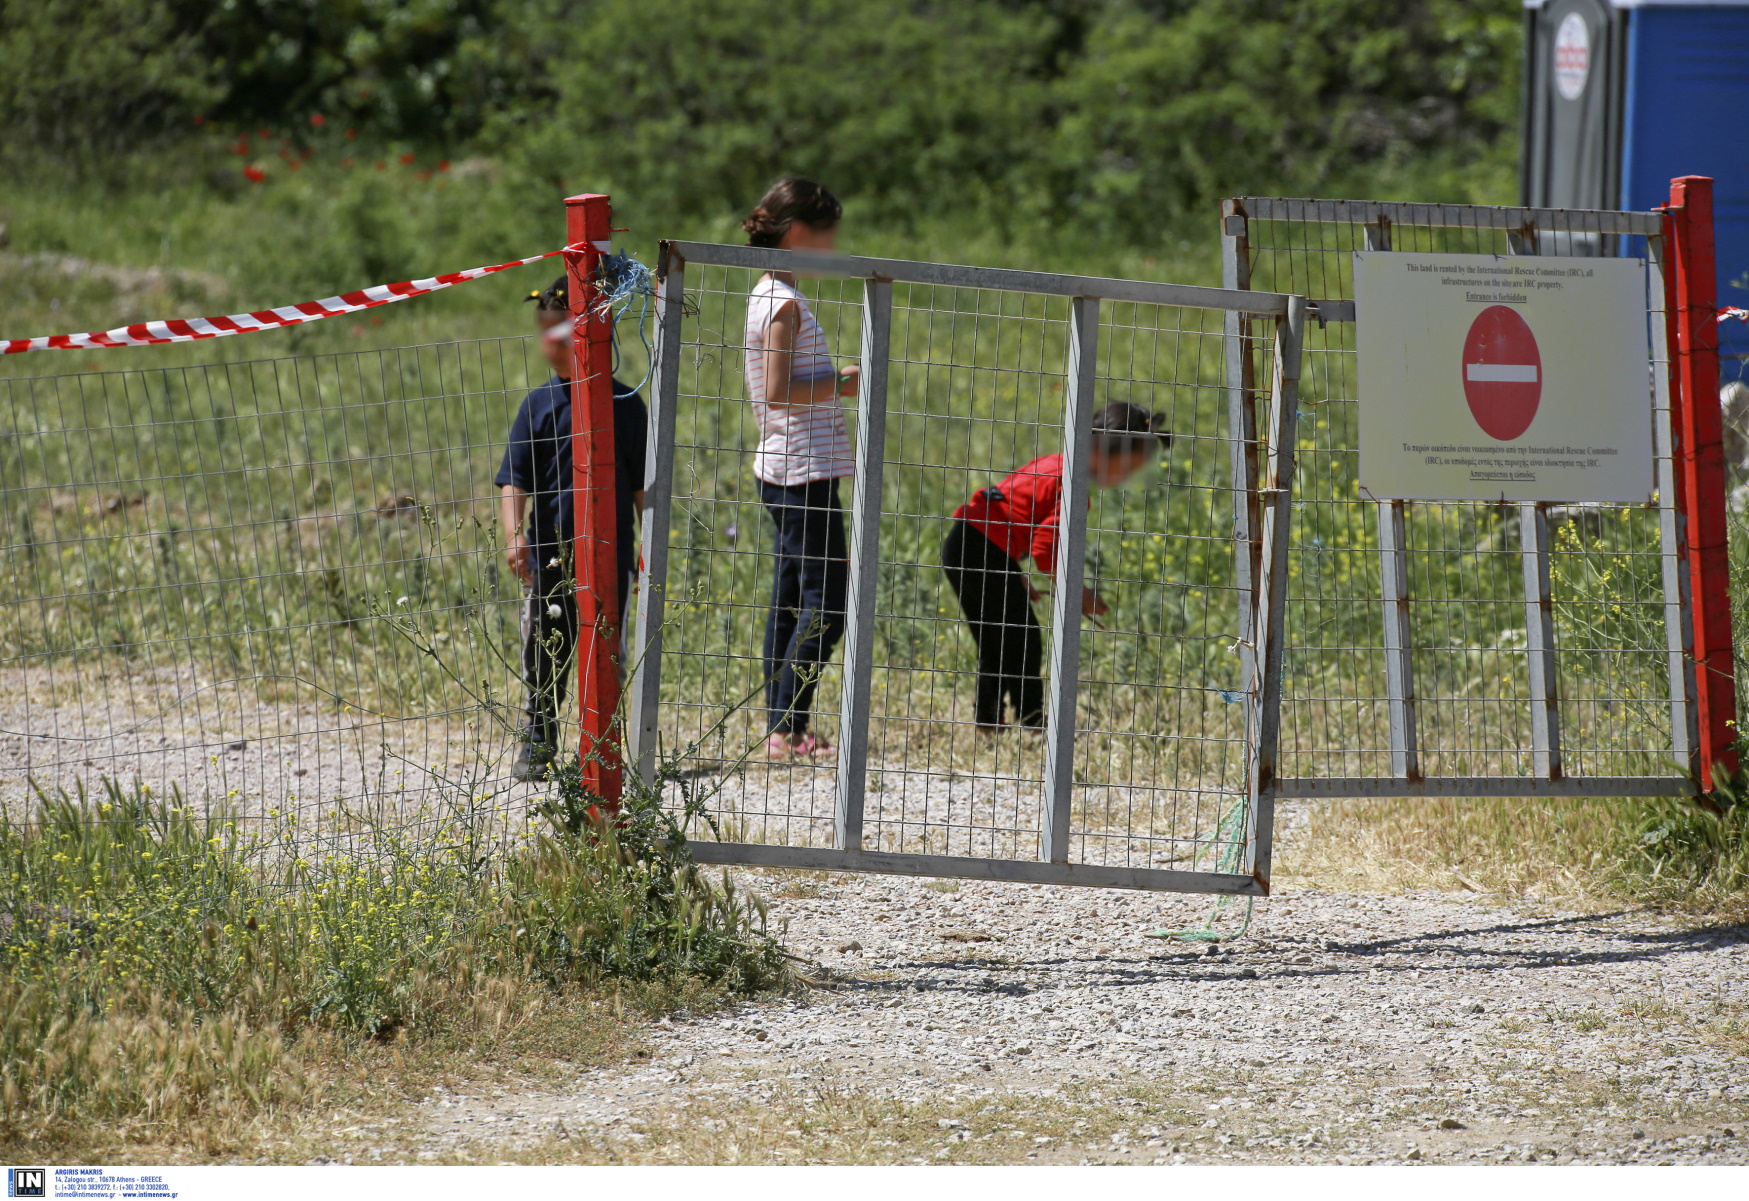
[1622,5,1749,357]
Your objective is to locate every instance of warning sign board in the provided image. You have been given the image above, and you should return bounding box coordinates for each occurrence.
[1355,251,1655,503]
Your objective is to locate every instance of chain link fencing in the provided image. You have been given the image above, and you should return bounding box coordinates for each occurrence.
[626,242,1303,892]
[0,338,557,854]
[1225,198,1695,800]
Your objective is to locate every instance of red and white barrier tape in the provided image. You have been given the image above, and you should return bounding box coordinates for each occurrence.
[1721,306,1749,324]
[2,245,588,354]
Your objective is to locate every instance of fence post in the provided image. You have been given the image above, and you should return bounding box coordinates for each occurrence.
[1663,175,1740,789]
[1519,502,1563,779]
[834,278,893,852]
[1376,499,1420,781]
[1041,295,1099,865]
[628,243,685,784]
[565,193,623,807]
[1365,216,1421,783]
[1220,202,1262,782]
[1645,233,1700,772]
[1245,295,1305,889]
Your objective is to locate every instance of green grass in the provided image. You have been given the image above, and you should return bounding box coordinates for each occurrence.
[0,770,791,1143]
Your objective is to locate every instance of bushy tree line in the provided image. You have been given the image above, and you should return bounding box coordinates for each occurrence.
[2,0,1520,235]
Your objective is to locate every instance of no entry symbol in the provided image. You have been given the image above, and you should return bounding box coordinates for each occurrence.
[1462,305,1542,440]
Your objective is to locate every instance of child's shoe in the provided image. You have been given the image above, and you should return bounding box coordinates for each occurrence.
[791,733,835,761]
[767,732,835,761]
[511,739,554,782]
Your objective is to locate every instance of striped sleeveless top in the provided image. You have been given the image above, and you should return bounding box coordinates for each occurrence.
[744,275,854,485]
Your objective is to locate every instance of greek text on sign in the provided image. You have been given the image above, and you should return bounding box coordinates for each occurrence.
[1355,251,1655,503]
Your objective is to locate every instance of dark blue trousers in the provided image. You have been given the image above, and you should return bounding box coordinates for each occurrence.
[758,477,849,736]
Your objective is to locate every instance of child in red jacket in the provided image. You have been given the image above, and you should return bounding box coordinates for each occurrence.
[942,402,1170,732]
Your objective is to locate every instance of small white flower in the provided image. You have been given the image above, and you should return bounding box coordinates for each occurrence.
[547,603,563,619]
[396,596,410,606]
[547,557,561,568]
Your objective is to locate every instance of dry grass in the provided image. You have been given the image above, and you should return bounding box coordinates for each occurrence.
[0,979,669,1163]
[1280,796,1628,900]
[1277,794,1749,924]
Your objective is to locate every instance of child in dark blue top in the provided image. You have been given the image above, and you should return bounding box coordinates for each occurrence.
[496,276,647,781]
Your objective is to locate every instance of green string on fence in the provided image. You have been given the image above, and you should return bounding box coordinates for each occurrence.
[1146,795,1254,942]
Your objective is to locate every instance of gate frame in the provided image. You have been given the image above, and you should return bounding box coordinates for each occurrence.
[623,240,1308,893]
[1222,190,1734,800]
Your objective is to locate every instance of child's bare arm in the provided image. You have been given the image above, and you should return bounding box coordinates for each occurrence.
[500,485,532,584]
[760,300,857,407]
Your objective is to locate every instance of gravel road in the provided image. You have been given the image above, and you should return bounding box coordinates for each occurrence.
[392,868,1749,1166]
[9,672,1743,1165]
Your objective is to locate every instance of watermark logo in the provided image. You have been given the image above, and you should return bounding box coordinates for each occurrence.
[7,1169,46,1199]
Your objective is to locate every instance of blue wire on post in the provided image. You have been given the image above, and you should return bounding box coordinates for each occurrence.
[591,250,659,394]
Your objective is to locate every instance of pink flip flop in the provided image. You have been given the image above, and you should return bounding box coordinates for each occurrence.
[768,733,836,761]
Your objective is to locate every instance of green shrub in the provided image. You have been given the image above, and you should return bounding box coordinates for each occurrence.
[1624,793,1749,915]
[0,773,790,1132]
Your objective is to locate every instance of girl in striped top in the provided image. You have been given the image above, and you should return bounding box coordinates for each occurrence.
[742,177,860,760]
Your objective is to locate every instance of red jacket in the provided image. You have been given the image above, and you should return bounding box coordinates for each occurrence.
[954,453,1073,573]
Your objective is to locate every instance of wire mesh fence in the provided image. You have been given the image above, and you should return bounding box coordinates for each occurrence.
[0,337,559,845]
[1226,198,1693,797]
[1720,369,1749,706]
[627,243,1298,891]
[0,241,1302,896]
[5,204,1704,903]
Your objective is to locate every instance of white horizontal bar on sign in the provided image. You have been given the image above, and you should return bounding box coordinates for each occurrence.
[1466,363,1540,383]
[682,840,1267,895]
[1232,197,1663,238]
[1273,775,1694,799]
[663,240,1292,316]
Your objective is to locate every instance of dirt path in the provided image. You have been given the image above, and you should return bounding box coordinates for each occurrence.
[360,872,1749,1166]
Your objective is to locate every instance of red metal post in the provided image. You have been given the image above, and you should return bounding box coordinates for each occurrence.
[565,194,624,806]
[1663,175,1739,788]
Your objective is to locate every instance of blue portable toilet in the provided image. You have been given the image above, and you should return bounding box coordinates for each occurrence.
[1522,0,1749,357]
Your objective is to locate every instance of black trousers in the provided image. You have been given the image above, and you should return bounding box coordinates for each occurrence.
[520,565,577,750]
[519,563,635,750]
[758,477,849,736]
[941,519,1044,729]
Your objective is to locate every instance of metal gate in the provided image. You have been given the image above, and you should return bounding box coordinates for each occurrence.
[627,242,1306,893]
[1224,197,1699,801]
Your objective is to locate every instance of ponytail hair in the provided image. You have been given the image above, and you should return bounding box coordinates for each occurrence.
[1091,402,1171,454]
[743,177,843,248]
[526,275,568,314]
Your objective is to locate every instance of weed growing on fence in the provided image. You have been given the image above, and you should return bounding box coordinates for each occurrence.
[0,772,790,1144]
[1623,790,1749,919]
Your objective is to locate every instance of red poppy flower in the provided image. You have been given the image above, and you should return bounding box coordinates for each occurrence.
[310,114,326,127]
[399,152,415,165]
[438,160,450,172]
[243,166,266,183]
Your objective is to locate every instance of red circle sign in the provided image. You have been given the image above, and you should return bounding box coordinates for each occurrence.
[1462,305,1542,441]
